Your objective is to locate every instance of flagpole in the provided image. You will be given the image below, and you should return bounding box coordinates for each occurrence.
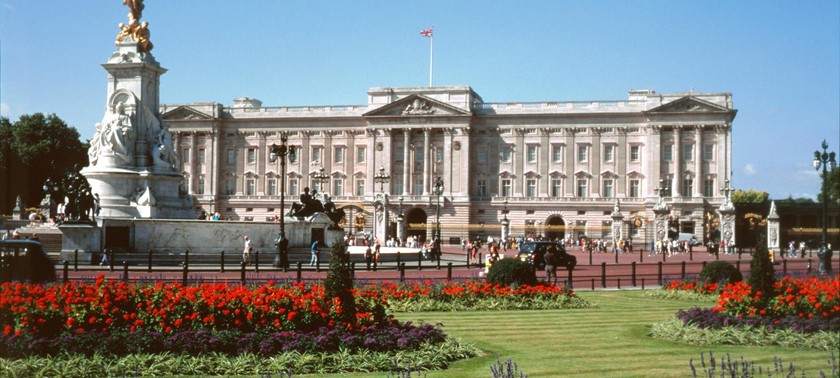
[428,30,434,87]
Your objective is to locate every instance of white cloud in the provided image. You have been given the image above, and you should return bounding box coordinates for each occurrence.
[744,163,757,175]
[0,102,9,118]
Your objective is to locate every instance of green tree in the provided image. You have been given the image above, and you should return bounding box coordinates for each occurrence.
[731,189,769,204]
[776,195,815,204]
[0,113,87,214]
[817,167,840,204]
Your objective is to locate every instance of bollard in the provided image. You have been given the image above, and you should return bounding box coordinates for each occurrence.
[614,250,618,264]
[806,259,812,274]
[296,262,303,283]
[418,251,422,271]
[109,250,114,272]
[782,259,787,275]
[351,262,356,280]
[642,278,645,290]
[399,263,406,282]
[316,257,320,273]
[589,248,593,266]
[74,249,79,271]
[617,278,621,289]
[736,260,741,273]
[63,260,69,283]
[479,253,483,268]
[702,261,707,270]
[689,248,693,261]
[447,262,453,280]
[182,263,189,285]
[436,256,441,270]
[221,251,226,273]
[640,249,644,263]
[631,261,636,287]
[123,261,129,283]
[591,278,595,291]
[657,261,663,285]
[255,251,260,273]
[148,249,153,272]
[738,248,743,260]
[680,261,686,280]
[185,250,190,267]
[240,262,246,285]
[662,249,667,262]
[567,267,573,289]
[600,262,606,288]
[396,251,401,266]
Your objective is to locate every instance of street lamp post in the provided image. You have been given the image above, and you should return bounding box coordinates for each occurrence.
[269,134,296,269]
[373,166,390,240]
[432,177,444,242]
[813,139,836,275]
[42,178,60,219]
[313,167,329,194]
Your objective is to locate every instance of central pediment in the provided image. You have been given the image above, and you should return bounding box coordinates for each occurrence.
[645,96,732,114]
[363,94,472,117]
[162,106,214,121]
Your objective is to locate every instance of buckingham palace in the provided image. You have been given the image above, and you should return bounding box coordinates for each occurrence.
[161,85,736,244]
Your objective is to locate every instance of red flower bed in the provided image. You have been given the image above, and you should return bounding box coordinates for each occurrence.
[354,280,573,302]
[665,280,720,295]
[712,276,840,320]
[0,275,380,339]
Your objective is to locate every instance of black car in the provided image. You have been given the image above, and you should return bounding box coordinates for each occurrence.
[0,240,56,283]
[517,241,576,270]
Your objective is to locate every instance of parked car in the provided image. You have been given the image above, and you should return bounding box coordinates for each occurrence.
[517,241,577,270]
[677,233,703,247]
[0,240,56,283]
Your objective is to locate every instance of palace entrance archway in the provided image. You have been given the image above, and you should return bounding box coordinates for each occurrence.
[405,208,428,242]
[545,216,566,241]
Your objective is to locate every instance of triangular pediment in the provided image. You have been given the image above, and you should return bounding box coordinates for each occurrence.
[363,94,472,117]
[645,96,731,114]
[162,106,214,121]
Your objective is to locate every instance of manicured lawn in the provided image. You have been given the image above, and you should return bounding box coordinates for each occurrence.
[305,290,835,377]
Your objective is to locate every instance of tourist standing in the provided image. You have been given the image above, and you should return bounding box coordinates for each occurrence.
[242,236,252,265]
[544,245,557,285]
[310,240,319,266]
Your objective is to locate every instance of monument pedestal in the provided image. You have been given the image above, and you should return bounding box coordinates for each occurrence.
[59,223,101,264]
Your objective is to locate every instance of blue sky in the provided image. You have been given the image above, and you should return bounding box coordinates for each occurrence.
[1,1,838,200]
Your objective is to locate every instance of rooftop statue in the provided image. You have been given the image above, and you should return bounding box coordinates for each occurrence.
[116,0,153,53]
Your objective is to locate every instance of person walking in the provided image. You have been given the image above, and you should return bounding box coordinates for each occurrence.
[310,240,319,266]
[242,236,253,265]
[544,245,557,285]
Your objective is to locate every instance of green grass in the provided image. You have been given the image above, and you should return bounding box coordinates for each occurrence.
[301,290,835,377]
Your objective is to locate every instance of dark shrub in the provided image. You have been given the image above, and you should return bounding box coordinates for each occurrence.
[486,258,537,286]
[324,240,356,324]
[748,233,775,304]
[698,261,742,286]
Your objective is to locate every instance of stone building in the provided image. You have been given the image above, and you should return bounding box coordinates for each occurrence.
[161,85,736,245]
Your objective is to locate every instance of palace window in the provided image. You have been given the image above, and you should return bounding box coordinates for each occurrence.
[663,144,672,161]
[225,178,235,195]
[552,145,563,163]
[704,144,714,161]
[267,178,277,196]
[415,146,424,163]
[355,179,366,196]
[604,145,614,163]
[247,148,256,164]
[630,145,641,162]
[413,178,424,195]
[197,177,205,195]
[477,146,488,164]
[334,147,344,164]
[501,179,511,197]
[526,179,536,197]
[629,179,640,198]
[477,179,487,197]
[704,178,715,197]
[226,149,235,165]
[246,179,255,195]
[182,148,190,164]
[311,147,322,164]
[602,179,614,198]
[394,178,403,195]
[289,179,299,196]
[551,179,562,197]
[577,145,588,163]
[198,148,205,164]
[357,146,366,163]
[436,147,443,163]
[501,145,512,162]
[683,144,694,161]
[576,179,588,198]
[527,145,537,163]
[395,146,404,163]
[332,179,343,195]
[682,178,693,197]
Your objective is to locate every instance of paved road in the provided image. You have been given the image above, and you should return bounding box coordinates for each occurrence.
[58,245,834,289]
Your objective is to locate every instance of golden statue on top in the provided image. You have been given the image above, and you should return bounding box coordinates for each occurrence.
[116,0,153,53]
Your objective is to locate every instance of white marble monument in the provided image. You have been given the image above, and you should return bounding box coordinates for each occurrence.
[81,0,193,220]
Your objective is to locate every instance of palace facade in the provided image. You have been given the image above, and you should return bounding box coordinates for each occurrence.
[161,86,736,244]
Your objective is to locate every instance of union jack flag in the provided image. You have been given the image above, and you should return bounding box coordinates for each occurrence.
[420,28,433,37]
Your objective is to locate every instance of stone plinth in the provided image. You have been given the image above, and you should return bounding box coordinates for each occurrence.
[59,223,101,263]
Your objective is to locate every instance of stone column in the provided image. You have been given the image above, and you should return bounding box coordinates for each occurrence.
[403,129,410,195]
[501,217,510,242]
[672,126,682,197]
[694,126,704,197]
[423,129,431,195]
[396,212,405,245]
[766,201,780,253]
